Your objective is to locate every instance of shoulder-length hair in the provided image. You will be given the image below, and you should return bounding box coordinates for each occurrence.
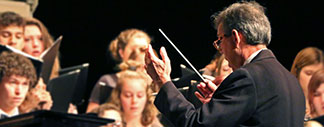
[107,70,156,126]
[291,47,324,79]
[308,69,324,116]
[23,17,60,79]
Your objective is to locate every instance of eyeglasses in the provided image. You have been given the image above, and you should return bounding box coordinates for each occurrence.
[213,34,230,50]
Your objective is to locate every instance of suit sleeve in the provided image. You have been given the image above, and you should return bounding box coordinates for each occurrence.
[154,68,257,127]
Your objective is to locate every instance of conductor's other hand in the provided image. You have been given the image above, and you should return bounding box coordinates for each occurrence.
[195,76,223,104]
[144,44,171,88]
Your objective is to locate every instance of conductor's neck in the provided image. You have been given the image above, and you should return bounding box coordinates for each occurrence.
[241,44,267,62]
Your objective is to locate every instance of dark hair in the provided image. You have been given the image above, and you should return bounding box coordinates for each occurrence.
[0,51,37,88]
[211,1,271,45]
[0,11,25,29]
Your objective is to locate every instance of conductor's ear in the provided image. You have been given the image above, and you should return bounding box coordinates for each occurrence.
[232,29,241,48]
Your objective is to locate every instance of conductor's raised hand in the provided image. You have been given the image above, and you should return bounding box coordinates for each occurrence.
[145,44,171,88]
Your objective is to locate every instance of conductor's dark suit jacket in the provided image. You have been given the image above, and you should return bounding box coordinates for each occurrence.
[154,50,305,127]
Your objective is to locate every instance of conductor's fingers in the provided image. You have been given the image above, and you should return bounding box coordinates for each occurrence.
[160,46,170,64]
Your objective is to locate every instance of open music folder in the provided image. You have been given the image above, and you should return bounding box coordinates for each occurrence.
[0,36,63,84]
[40,36,63,84]
[0,44,43,79]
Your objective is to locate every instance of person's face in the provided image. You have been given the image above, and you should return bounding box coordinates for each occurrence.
[299,63,323,95]
[23,25,45,58]
[219,59,233,78]
[0,75,30,111]
[0,25,24,50]
[312,83,324,117]
[120,79,147,118]
[216,23,240,70]
[120,37,149,65]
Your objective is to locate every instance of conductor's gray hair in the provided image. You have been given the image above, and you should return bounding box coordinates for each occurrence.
[211,1,271,45]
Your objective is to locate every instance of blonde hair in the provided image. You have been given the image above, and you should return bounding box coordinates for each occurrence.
[109,28,151,63]
[23,17,60,79]
[202,52,222,76]
[215,55,226,77]
[89,103,121,117]
[107,70,156,126]
[118,60,143,71]
[291,47,324,79]
[119,60,156,93]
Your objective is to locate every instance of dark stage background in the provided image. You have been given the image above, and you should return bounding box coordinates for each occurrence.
[33,0,323,112]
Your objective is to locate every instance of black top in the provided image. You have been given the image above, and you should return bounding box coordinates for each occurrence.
[89,74,118,104]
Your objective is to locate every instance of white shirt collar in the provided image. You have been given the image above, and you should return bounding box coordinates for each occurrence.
[0,108,19,117]
[243,48,267,66]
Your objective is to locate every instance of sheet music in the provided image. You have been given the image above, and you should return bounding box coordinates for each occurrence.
[2,44,41,62]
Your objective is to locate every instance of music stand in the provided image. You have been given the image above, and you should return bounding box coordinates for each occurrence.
[0,110,114,127]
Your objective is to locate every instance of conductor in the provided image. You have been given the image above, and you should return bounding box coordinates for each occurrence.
[145,1,305,127]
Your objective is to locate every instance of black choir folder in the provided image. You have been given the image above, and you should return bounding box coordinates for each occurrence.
[47,69,80,113]
[39,36,63,84]
[0,36,63,84]
[48,63,90,113]
[59,63,90,106]
[0,110,114,127]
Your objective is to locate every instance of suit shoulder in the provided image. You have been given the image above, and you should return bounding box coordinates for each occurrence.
[218,68,255,90]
